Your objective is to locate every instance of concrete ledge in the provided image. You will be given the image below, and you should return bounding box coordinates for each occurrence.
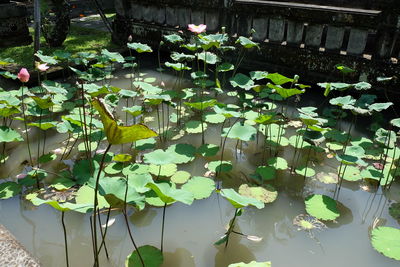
[0,224,41,267]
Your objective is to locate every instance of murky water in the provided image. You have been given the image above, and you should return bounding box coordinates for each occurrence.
[0,69,399,267]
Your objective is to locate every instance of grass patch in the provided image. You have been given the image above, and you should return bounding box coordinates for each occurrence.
[0,25,118,68]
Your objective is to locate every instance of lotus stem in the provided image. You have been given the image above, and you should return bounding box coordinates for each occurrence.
[161,203,167,253]
[61,211,69,267]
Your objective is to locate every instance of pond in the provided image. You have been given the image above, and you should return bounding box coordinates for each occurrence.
[0,31,399,267]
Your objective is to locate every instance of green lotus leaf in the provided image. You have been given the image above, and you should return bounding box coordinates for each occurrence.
[165,62,191,71]
[235,36,259,49]
[149,163,177,177]
[374,128,396,148]
[0,182,22,199]
[0,126,23,142]
[354,81,371,90]
[196,51,220,65]
[113,154,132,162]
[197,144,219,157]
[329,96,356,107]
[73,159,100,185]
[133,82,163,94]
[267,157,288,170]
[104,162,124,175]
[220,188,264,209]
[170,171,191,184]
[31,96,54,109]
[75,185,109,209]
[127,42,153,53]
[135,137,156,151]
[250,71,268,80]
[171,52,195,62]
[0,103,19,117]
[217,63,234,72]
[390,118,400,128]
[28,194,92,213]
[185,99,217,110]
[122,164,150,176]
[360,166,385,181]
[368,102,393,112]
[305,194,340,221]
[166,143,196,164]
[119,89,138,98]
[181,176,215,200]
[204,112,226,124]
[295,166,316,177]
[239,184,277,204]
[228,261,271,267]
[35,50,58,64]
[230,73,254,90]
[126,173,153,194]
[288,135,308,149]
[185,120,207,134]
[38,153,57,164]
[326,142,344,151]
[222,123,257,141]
[101,49,125,63]
[371,226,400,260]
[49,176,76,191]
[207,160,232,173]
[164,33,184,43]
[256,166,276,180]
[339,165,362,181]
[268,83,304,99]
[146,182,194,205]
[125,245,163,267]
[324,129,348,143]
[99,177,145,208]
[143,149,174,165]
[266,73,293,85]
[346,146,365,157]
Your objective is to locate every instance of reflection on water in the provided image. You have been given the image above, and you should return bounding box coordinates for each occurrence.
[0,69,399,267]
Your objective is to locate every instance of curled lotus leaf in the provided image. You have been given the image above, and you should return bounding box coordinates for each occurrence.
[238,184,278,204]
[220,188,264,209]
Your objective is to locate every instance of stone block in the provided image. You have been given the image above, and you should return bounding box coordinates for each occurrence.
[305,24,324,48]
[347,28,368,55]
[177,8,190,28]
[252,17,268,42]
[269,17,285,43]
[325,26,345,51]
[206,11,219,32]
[191,10,204,25]
[287,20,303,45]
[166,6,178,26]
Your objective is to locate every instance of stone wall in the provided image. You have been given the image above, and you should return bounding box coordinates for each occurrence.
[112,0,400,87]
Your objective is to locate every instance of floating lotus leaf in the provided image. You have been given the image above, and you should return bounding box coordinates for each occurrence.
[92,98,157,145]
[371,226,400,260]
[315,172,338,184]
[326,142,343,151]
[197,144,219,157]
[305,194,340,221]
[207,160,232,173]
[295,166,315,177]
[170,171,191,184]
[230,73,254,90]
[146,182,194,205]
[122,164,150,176]
[181,176,215,200]
[220,188,264,209]
[339,165,362,181]
[184,99,217,110]
[127,42,153,53]
[204,112,226,124]
[0,182,22,199]
[185,120,206,134]
[125,245,163,267]
[135,137,156,151]
[166,143,196,164]
[267,157,288,170]
[113,154,132,162]
[149,164,177,177]
[293,214,326,231]
[228,261,271,267]
[324,129,348,143]
[0,126,23,142]
[222,123,257,141]
[360,166,385,181]
[256,166,276,180]
[288,135,308,149]
[104,162,124,175]
[143,149,174,165]
[239,184,277,204]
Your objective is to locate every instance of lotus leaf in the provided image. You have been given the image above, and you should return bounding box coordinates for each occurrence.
[305,194,340,221]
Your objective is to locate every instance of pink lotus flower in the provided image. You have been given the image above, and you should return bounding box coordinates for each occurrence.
[373,162,384,170]
[18,68,30,83]
[37,63,49,72]
[52,148,64,155]
[188,24,207,34]
[16,173,27,179]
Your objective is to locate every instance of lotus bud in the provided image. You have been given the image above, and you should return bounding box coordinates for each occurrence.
[17,68,30,83]
[128,35,133,42]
